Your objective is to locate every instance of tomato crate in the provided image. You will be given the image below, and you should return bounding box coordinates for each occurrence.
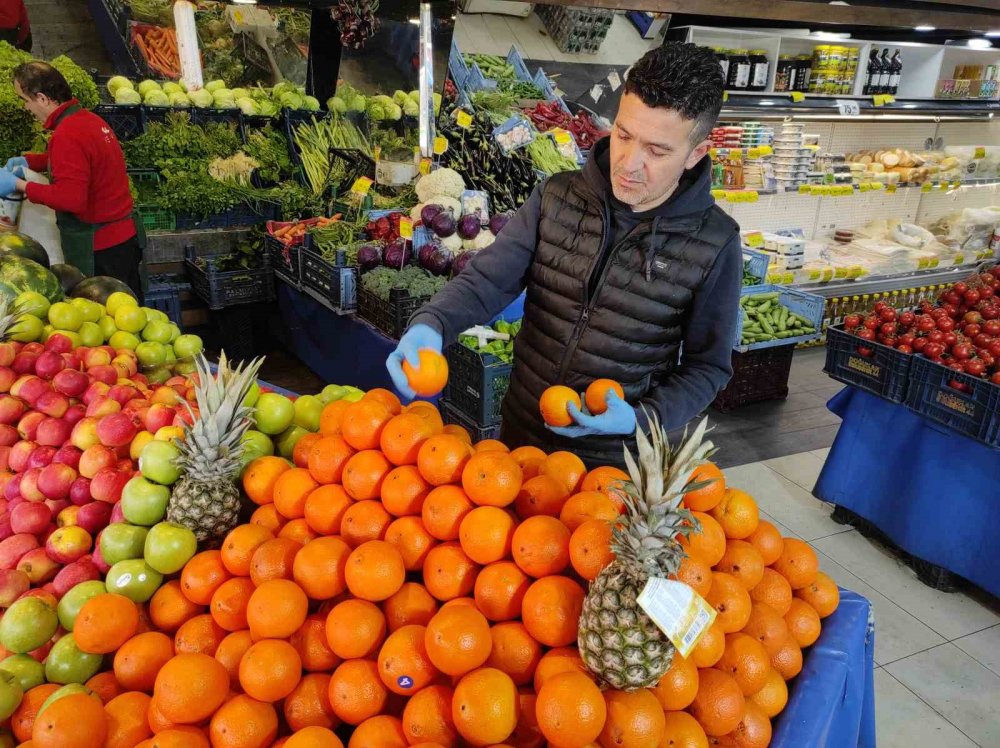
[824,324,913,403]
[712,344,795,412]
[440,399,502,442]
[443,342,513,427]
[95,104,144,141]
[904,356,1000,448]
[184,246,274,310]
[357,286,429,340]
[736,284,824,352]
[300,246,358,313]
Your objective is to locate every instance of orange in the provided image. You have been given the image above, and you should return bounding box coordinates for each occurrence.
[214,630,254,688]
[690,622,726,669]
[153,653,229,725]
[380,414,434,468]
[86,671,124,704]
[475,439,509,453]
[302,486,353,536]
[749,568,793,616]
[149,581,203,633]
[599,688,666,748]
[771,538,819,590]
[474,561,530,622]
[584,378,625,415]
[292,432,322,469]
[341,399,394,452]
[660,711,709,748]
[746,520,784,567]
[407,401,445,435]
[278,518,320,544]
[383,583,439,632]
[13,683,60,743]
[541,452,587,495]
[104,691,152,748]
[459,506,516,564]
[340,499,392,546]
[31,692,108,748]
[748,669,788,719]
[292,536,351,601]
[328,659,388,725]
[462,452,523,507]
[509,446,548,479]
[423,542,480,602]
[114,631,175,693]
[422,484,475,540]
[652,654,699,711]
[174,613,226,656]
[73,593,140,654]
[689,668,745,737]
[385,516,437,571]
[348,715,407,748]
[536,670,606,748]
[709,488,759,540]
[221,524,274,577]
[243,456,291,506]
[452,668,519,746]
[285,726,343,748]
[715,540,765,590]
[249,537,301,585]
[418,434,473,487]
[136,727,210,748]
[146,696,177,733]
[486,621,542,686]
[539,386,582,428]
[291,614,340,672]
[326,599,387,659]
[741,602,790,657]
[250,503,286,534]
[381,465,432,516]
[319,399,351,436]
[559,491,619,531]
[533,647,589,693]
[342,450,392,501]
[784,599,822,648]
[207,694,278,748]
[345,540,406,602]
[706,572,752,634]
[402,350,449,397]
[180,551,231,605]
[424,605,492,676]
[770,637,803,681]
[795,570,840,619]
[512,516,571,577]
[726,701,771,748]
[239,639,303,702]
[363,388,403,414]
[717,633,771,696]
[514,475,570,518]
[521,575,585,648]
[209,577,255,631]
[401,684,457,747]
[377,624,440,695]
[273,468,320,520]
[672,556,712,598]
[683,462,726,512]
[247,579,309,640]
[681,512,726,567]
[283,673,336,731]
[580,465,629,494]
[569,519,615,581]
[307,436,355,485]
[442,424,472,444]
[513,691,545,748]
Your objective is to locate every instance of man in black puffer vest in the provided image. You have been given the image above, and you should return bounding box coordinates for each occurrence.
[388,43,742,468]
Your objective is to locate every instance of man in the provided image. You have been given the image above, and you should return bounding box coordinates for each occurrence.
[0,0,31,51]
[0,62,142,296]
[388,43,741,468]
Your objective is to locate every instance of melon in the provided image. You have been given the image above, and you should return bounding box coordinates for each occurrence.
[0,254,62,303]
[0,231,50,268]
[49,263,87,295]
[69,276,137,304]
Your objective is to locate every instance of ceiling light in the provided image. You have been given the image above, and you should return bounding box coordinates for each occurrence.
[914,26,936,32]
[813,31,851,40]
[985,31,1000,37]
[967,38,993,49]
[231,0,256,4]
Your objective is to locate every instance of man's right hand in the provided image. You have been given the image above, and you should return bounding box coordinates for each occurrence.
[386,324,443,401]
[4,157,27,177]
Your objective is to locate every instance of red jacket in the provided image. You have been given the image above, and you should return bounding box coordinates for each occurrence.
[25,100,136,251]
[0,0,30,44]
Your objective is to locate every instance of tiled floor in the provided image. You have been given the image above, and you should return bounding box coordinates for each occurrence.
[726,452,1000,748]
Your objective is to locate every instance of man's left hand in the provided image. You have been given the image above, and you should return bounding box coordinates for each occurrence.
[0,169,18,196]
[547,391,637,438]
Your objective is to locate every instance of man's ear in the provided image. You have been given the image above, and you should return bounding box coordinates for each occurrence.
[685,139,712,170]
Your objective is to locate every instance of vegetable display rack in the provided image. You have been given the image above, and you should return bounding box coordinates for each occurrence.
[824,324,913,403]
[95,104,144,142]
[904,356,1000,448]
[145,274,189,327]
[440,399,502,442]
[712,344,796,412]
[357,286,429,340]
[736,284,825,352]
[443,343,513,428]
[184,246,274,310]
[300,245,358,313]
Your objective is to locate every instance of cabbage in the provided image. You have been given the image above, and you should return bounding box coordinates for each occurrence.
[348,94,366,113]
[327,96,346,113]
[143,90,170,107]
[230,88,249,101]
[114,88,142,105]
[204,79,226,93]
[212,88,234,101]
[279,92,303,110]
[162,81,183,96]
[302,95,320,111]
[137,80,160,96]
[273,81,298,97]
[433,92,442,114]
[168,92,191,108]
[189,89,214,108]
[215,98,238,110]
[392,90,409,106]
[408,90,419,102]
[257,99,279,117]
[107,76,133,96]
[403,98,418,117]
[237,97,258,115]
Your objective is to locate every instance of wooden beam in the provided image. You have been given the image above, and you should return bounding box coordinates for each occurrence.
[534,0,1000,32]
[904,0,1000,11]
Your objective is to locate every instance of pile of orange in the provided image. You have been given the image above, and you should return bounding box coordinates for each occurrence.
[21,389,839,748]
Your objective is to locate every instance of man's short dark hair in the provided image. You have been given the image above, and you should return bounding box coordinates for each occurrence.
[624,43,725,144]
[13,62,73,104]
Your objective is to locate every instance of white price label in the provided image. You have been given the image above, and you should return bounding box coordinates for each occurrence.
[836,100,860,117]
[589,85,604,103]
[607,70,622,92]
[637,577,716,659]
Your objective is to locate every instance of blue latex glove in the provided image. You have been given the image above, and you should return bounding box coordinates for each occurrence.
[4,157,27,177]
[547,391,637,438]
[0,169,18,197]
[386,323,443,400]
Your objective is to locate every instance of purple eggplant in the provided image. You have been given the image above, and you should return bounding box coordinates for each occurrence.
[382,239,412,268]
[488,212,512,236]
[420,203,444,226]
[457,214,481,241]
[431,209,456,238]
[452,250,477,276]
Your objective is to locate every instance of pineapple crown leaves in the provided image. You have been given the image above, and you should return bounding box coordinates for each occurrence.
[0,297,30,341]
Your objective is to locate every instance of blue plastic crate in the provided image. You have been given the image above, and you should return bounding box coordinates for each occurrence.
[492,114,536,155]
[506,45,532,83]
[904,356,1000,448]
[145,274,188,327]
[742,248,770,286]
[443,341,513,427]
[440,398,501,442]
[413,226,433,252]
[735,284,824,352]
[94,104,144,141]
[465,63,499,93]
[300,246,358,313]
[449,38,469,89]
[532,69,571,114]
[824,324,913,403]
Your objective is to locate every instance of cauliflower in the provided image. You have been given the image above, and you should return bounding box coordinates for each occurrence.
[415,168,465,203]
[440,233,463,252]
[462,230,495,250]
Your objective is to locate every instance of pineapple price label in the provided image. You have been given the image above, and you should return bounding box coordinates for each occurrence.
[921,183,933,193]
[886,183,897,193]
[747,147,761,159]
[398,217,414,240]
[744,232,765,248]
[726,191,758,203]
[798,185,812,195]
[711,189,726,201]
[350,176,374,196]
[782,272,795,284]
[953,253,965,265]
[637,577,716,659]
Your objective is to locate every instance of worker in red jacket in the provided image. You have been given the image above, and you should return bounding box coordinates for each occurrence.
[0,62,142,296]
[0,0,31,51]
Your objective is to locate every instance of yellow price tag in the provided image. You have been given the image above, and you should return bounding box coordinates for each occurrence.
[350,176,374,195]
[373,145,382,161]
[798,185,812,194]
[822,268,835,282]
[782,272,795,284]
[758,145,773,156]
[859,183,872,192]
[872,94,895,107]
[433,136,449,155]
[552,128,572,145]
[637,578,717,660]
[711,189,726,200]
[767,272,783,283]
[747,148,761,159]
[951,181,961,189]
[872,183,884,191]
[790,92,805,103]
[847,266,864,279]
[885,95,895,104]
[921,183,933,193]
[744,232,765,248]
[835,185,851,196]
[834,267,849,278]
[886,183,897,193]
[398,217,413,240]
[953,253,965,265]
[929,258,939,268]
[455,110,473,129]
[918,258,929,269]
[939,182,948,191]
[723,92,729,102]
[709,148,718,158]
[974,147,986,159]
[726,191,759,203]
[418,157,432,176]
[808,270,821,281]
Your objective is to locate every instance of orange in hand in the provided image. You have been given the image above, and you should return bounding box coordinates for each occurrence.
[584,378,624,415]
[402,349,449,397]
[539,386,582,427]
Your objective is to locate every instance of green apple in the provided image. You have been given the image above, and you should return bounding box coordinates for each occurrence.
[56,580,107,631]
[44,636,102,685]
[39,323,53,343]
[13,291,49,319]
[293,394,323,432]
[8,314,43,342]
[174,361,196,377]
[143,307,169,324]
[141,319,173,344]
[109,330,141,351]
[139,438,182,486]
[77,321,103,347]
[98,315,117,341]
[0,671,22,721]
[254,393,294,435]
[320,384,348,404]
[121,476,170,526]
[144,522,197,574]
[70,298,103,323]
[114,305,147,334]
[105,559,163,603]
[145,365,172,385]
[99,523,149,565]
[0,654,45,691]
[173,334,203,359]
[48,302,82,331]
[0,597,58,654]
[135,341,168,368]
[167,323,181,343]
[276,425,308,460]
[342,387,365,403]
[39,684,99,717]
[105,291,137,316]
[239,430,275,471]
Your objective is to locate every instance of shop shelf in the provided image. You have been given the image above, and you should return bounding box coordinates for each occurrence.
[443,342,513,427]
[736,284,824,352]
[95,104,144,141]
[145,274,188,327]
[712,344,795,412]
[823,325,913,403]
[904,355,1000,448]
[184,246,274,310]
[440,399,502,442]
[357,285,429,340]
[300,245,358,312]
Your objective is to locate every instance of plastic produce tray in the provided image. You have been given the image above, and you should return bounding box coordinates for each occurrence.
[95,104,144,141]
[443,342,513,427]
[742,248,770,286]
[227,203,280,228]
[441,399,502,442]
[357,285,429,340]
[712,344,795,412]
[184,246,274,310]
[904,356,1000,448]
[145,274,188,327]
[736,284,824,352]
[824,325,913,403]
[300,245,358,312]
[190,108,246,141]
[129,169,175,234]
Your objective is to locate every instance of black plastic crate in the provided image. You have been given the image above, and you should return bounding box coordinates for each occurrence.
[712,344,795,412]
[440,399,501,442]
[184,246,274,310]
[300,246,357,312]
[95,104,144,141]
[265,235,301,288]
[210,307,258,364]
[174,212,230,231]
[904,356,1000,448]
[357,285,429,340]
[145,274,188,327]
[443,342,512,427]
[190,109,246,141]
[227,203,280,228]
[824,324,913,403]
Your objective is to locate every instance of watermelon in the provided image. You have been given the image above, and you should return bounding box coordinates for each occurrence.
[50,263,87,295]
[70,276,137,304]
[0,255,62,304]
[0,231,50,268]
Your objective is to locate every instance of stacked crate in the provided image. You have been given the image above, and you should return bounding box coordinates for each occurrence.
[534,5,615,54]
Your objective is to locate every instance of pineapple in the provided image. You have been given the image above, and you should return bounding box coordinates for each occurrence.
[577,412,717,691]
[166,352,264,543]
[0,297,28,340]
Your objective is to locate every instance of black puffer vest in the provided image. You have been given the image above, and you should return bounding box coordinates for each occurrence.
[501,166,738,469]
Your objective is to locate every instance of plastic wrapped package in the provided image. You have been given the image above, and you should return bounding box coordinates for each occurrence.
[928,206,1000,252]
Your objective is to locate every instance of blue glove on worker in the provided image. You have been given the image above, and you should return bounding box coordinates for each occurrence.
[547,390,637,438]
[386,323,443,401]
[0,169,18,197]
[4,157,27,177]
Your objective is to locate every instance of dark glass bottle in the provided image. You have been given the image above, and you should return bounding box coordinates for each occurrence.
[876,49,892,93]
[862,48,880,95]
[888,49,902,94]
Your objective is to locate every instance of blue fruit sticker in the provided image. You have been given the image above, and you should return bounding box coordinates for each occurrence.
[397,675,414,689]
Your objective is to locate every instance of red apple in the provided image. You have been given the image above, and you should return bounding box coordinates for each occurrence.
[0,568,30,606]
[0,446,9,471]
[85,395,121,419]
[17,411,45,441]
[82,380,110,406]
[109,502,126,524]
[4,473,23,502]
[19,468,45,502]
[57,504,79,527]
[35,417,71,448]
[51,556,101,596]
[70,417,100,451]
[89,468,129,503]
[26,445,56,469]
[44,525,92,565]
[112,355,138,378]
[88,365,117,386]
[63,403,86,427]
[11,352,39,376]
[69,477,92,507]
[10,502,51,535]
[0,424,17,447]
[76,501,111,535]
[150,385,182,406]
[52,368,89,398]
[79,445,117,479]
[0,367,15,394]
[38,463,77,501]
[44,334,73,355]
[17,548,60,583]
[142,403,176,434]
[53,445,81,470]
[96,412,138,448]
[8,440,35,473]
[0,395,26,425]
[0,343,16,367]
[0,533,38,570]
[34,391,69,419]
[83,349,112,369]
[34,350,66,381]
